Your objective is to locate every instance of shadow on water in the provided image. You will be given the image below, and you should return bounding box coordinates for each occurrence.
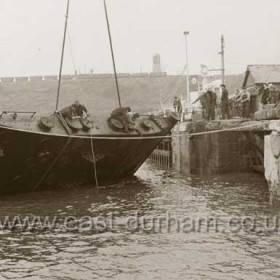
[0,174,153,217]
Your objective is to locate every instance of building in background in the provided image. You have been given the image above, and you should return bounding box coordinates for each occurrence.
[242,65,280,111]
[152,53,162,73]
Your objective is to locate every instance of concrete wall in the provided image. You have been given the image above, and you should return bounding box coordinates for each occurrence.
[264,132,280,198]
[172,123,257,175]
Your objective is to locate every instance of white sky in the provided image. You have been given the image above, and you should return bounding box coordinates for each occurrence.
[0,0,280,76]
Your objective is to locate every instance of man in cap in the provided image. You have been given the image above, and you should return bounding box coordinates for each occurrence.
[192,91,207,119]
[173,96,182,114]
[260,83,269,106]
[111,106,132,132]
[72,101,88,117]
[205,87,216,121]
[236,88,250,118]
[268,84,278,104]
[60,101,88,119]
[220,84,230,119]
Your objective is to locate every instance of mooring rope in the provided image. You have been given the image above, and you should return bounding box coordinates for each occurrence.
[73,120,273,140]
[0,120,273,141]
[90,132,99,187]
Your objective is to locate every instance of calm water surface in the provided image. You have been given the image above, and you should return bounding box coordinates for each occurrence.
[0,162,279,280]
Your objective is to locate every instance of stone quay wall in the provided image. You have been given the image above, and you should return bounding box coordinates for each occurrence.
[172,120,261,176]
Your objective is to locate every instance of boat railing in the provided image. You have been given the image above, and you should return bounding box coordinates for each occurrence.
[0,111,36,119]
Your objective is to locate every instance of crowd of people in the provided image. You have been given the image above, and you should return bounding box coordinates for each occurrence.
[173,82,280,121]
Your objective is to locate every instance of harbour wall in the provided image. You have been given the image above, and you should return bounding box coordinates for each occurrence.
[171,121,262,176]
[0,73,191,116]
[168,119,280,200]
[0,73,243,116]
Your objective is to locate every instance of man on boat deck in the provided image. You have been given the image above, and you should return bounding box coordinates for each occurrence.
[111,106,131,132]
[60,101,88,119]
[73,101,88,117]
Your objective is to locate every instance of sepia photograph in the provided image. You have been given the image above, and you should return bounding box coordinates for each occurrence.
[0,0,280,279]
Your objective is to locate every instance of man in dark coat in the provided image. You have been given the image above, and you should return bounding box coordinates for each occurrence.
[60,101,88,119]
[111,106,131,132]
[205,88,216,121]
[192,92,207,119]
[220,84,230,119]
[236,88,250,118]
[173,96,182,113]
[73,101,88,117]
[260,83,269,106]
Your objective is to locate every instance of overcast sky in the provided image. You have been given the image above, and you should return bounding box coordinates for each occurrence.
[0,0,279,77]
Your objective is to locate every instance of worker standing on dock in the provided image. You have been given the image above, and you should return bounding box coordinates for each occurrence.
[192,91,207,119]
[267,84,279,104]
[220,84,230,119]
[173,96,182,114]
[260,83,269,107]
[205,87,217,121]
[237,88,250,118]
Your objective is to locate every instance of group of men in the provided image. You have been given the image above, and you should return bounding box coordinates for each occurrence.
[175,83,253,121]
[192,84,231,121]
[232,88,251,118]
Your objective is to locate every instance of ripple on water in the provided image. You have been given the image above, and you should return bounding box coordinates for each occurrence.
[0,163,280,279]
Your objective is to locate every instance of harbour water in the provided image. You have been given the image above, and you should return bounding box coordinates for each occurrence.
[0,162,280,280]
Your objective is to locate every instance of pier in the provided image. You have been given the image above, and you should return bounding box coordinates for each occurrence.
[168,117,280,198]
[147,63,280,199]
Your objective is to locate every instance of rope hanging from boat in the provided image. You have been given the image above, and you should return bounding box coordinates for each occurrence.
[55,0,70,112]
[103,0,122,107]
[90,133,99,187]
[32,138,72,192]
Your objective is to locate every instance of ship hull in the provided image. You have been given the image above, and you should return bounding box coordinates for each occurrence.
[0,113,178,194]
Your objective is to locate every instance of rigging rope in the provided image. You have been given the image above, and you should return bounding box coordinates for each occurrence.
[67,30,77,75]
[67,29,88,108]
[161,65,187,105]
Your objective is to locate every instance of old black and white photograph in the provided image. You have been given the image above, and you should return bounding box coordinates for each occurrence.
[0,0,280,279]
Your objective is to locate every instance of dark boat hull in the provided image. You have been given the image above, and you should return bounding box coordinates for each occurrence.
[0,113,178,193]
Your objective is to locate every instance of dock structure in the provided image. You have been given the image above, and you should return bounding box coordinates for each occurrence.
[149,138,172,168]
[169,63,280,198]
[171,118,280,198]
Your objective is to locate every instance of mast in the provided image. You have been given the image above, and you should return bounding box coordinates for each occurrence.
[55,0,70,112]
[103,0,122,107]
[184,31,190,112]
[221,35,225,84]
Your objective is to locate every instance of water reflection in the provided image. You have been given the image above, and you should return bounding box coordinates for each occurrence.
[0,162,280,280]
